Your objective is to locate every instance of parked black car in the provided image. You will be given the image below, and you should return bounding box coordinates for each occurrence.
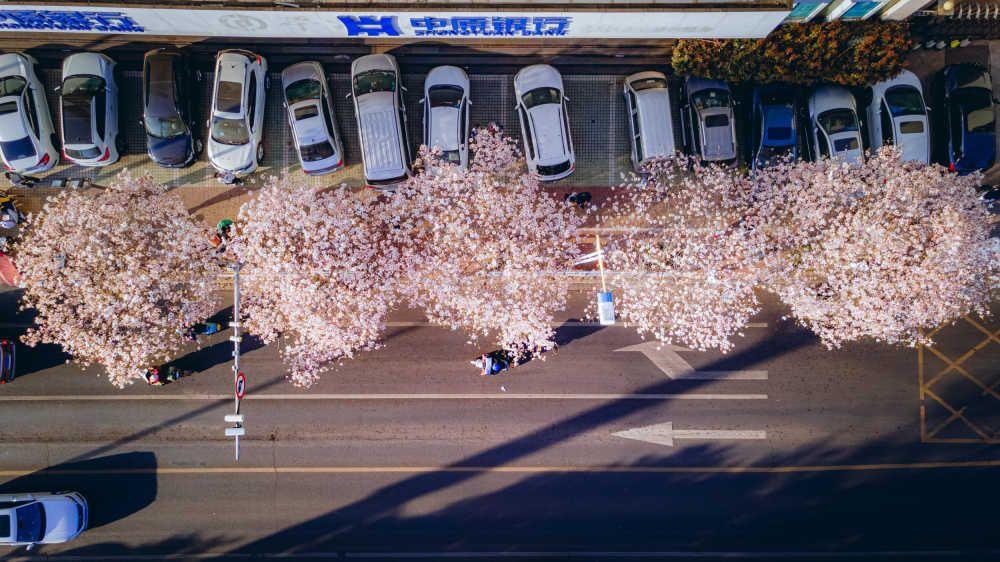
[141,49,201,168]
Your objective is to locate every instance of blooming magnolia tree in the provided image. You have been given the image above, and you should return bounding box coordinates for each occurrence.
[754,147,999,348]
[230,177,402,387]
[598,155,766,352]
[16,173,219,387]
[603,149,999,351]
[389,127,584,357]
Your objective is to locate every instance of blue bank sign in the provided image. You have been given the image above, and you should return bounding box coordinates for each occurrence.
[0,6,787,38]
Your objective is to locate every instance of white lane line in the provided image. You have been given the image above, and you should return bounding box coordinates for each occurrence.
[0,393,768,401]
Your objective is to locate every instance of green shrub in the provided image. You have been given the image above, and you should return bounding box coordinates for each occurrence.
[671,21,911,86]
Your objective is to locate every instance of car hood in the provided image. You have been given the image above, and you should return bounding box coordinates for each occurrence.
[528,103,567,164]
[148,134,192,166]
[430,106,460,151]
[282,61,321,86]
[700,108,735,161]
[62,53,110,79]
[425,65,469,91]
[958,131,996,170]
[0,54,31,81]
[352,54,395,75]
[686,76,729,94]
[208,138,252,171]
[40,497,79,543]
[515,65,562,94]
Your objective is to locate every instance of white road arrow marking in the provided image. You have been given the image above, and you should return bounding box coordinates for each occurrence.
[613,422,767,447]
[615,342,768,380]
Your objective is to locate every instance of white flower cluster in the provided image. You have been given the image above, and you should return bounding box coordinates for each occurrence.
[602,148,1000,352]
[16,172,220,387]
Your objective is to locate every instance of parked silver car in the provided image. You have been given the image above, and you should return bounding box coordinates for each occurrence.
[0,53,57,174]
[680,76,737,163]
[281,61,344,176]
[350,54,412,190]
[421,65,470,168]
[807,85,863,165]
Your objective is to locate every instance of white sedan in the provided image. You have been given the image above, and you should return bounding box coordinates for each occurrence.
[421,65,470,168]
[281,61,344,176]
[0,492,87,547]
[207,49,268,177]
[0,53,57,174]
[513,64,575,181]
[807,86,864,165]
[59,52,120,167]
[865,69,931,163]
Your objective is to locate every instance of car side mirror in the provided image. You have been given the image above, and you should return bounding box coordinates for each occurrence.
[345,92,352,99]
[401,85,408,92]
[205,119,210,129]
[53,85,61,93]
[418,97,425,103]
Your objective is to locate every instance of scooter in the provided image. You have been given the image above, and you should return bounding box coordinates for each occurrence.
[183,322,222,341]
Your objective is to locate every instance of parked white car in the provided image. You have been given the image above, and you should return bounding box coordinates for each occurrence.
[807,86,863,165]
[0,492,87,547]
[865,70,931,163]
[0,54,57,174]
[59,52,119,166]
[420,65,470,168]
[281,61,344,176]
[680,76,738,163]
[623,71,676,171]
[207,49,267,177]
[350,54,412,190]
[513,64,574,181]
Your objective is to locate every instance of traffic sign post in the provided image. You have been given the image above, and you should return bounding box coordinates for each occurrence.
[595,235,615,326]
[225,262,245,461]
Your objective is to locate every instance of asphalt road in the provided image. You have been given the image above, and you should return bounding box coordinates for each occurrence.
[0,285,998,560]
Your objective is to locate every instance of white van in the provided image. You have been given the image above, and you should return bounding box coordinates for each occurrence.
[623,71,676,171]
[349,54,412,191]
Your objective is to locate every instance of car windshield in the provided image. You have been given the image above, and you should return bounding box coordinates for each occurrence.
[429,85,463,108]
[216,81,243,114]
[65,146,101,160]
[538,160,571,176]
[0,76,26,96]
[62,76,104,96]
[62,96,94,145]
[144,115,186,138]
[631,77,667,92]
[285,79,321,105]
[521,87,560,109]
[692,88,730,109]
[885,87,925,117]
[15,503,43,543]
[818,109,858,134]
[0,514,9,538]
[1,137,35,162]
[301,141,334,162]
[211,116,250,145]
[0,100,16,115]
[353,70,396,96]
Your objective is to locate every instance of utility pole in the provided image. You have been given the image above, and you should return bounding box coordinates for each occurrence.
[224,262,246,461]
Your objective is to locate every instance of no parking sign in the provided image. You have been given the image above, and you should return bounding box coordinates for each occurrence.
[235,372,246,399]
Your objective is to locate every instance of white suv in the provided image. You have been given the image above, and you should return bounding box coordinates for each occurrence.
[350,54,412,191]
[59,52,120,166]
[0,53,57,174]
[513,64,575,181]
[207,49,267,177]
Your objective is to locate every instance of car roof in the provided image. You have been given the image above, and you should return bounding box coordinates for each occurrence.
[0,97,28,141]
[528,103,569,164]
[358,92,406,178]
[634,87,675,157]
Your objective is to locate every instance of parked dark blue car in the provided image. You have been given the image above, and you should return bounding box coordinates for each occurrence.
[141,49,201,168]
[941,64,997,174]
[751,84,798,172]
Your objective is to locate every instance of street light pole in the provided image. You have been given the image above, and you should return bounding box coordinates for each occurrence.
[224,262,246,461]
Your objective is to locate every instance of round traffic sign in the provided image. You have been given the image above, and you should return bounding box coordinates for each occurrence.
[235,372,246,399]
